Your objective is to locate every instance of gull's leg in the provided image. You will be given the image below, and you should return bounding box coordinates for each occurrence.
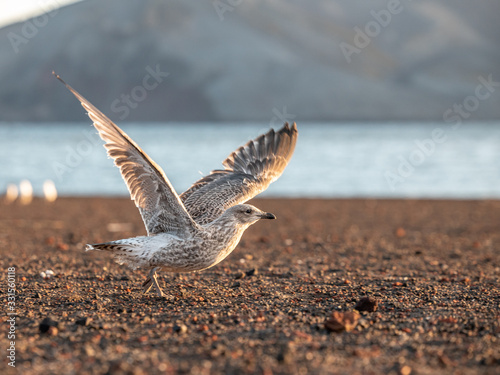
[142,267,159,295]
[151,269,164,297]
[142,275,153,294]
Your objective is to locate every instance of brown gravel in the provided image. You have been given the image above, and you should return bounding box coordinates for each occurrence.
[1,197,499,374]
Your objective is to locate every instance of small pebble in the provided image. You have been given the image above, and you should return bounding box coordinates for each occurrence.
[354,297,378,312]
[75,317,90,326]
[245,268,257,277]
[57,243,69,251]
[39,317,58,334]
[395,227,406,238]
[400,365,412,375]
[325,311,360,333]
[173,324,188,334]
[234,271,245,280]
[40,270,55,280]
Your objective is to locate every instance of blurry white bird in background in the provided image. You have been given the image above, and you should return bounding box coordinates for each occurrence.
[43,180,58,202]
[19,179,33,205]
[4,184,19,204]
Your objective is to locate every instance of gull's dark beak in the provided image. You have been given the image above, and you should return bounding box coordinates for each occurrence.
[261,212,276,220]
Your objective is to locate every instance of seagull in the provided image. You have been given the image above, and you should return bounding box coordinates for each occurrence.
[54,72,298,297]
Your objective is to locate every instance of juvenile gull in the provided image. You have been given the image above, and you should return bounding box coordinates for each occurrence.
[54,72,298,297]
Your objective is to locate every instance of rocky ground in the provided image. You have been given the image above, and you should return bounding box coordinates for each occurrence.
[1,198,499,374]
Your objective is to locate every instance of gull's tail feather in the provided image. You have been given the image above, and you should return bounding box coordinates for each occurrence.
[85,242,133,252]
[84,240,150,270]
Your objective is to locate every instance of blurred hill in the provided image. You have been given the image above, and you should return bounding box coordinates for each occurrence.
[1,0,499,122]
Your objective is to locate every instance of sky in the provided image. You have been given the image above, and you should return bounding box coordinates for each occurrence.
[0,0,80,28]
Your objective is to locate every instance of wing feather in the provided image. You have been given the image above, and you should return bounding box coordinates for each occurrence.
[181,123,298,224]
[54,73,197,236]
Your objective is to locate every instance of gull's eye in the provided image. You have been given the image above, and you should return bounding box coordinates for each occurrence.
[245,208,252,214]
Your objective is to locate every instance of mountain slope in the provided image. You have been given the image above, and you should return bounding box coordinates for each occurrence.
[1,0,499,122]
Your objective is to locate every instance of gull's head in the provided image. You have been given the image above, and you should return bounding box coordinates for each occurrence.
[225,204,276,226]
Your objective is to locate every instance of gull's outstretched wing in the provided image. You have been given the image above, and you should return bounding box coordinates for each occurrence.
[54,73,198,236]
[180,123,298,224]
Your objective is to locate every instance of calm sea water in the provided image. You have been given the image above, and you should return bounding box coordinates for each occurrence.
[1,122,499,198]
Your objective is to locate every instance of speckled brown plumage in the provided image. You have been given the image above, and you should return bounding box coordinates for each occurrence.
[55,73,297,297]
[181,123,297,224]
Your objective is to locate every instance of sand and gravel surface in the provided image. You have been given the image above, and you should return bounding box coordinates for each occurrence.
[1,197,499,375]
